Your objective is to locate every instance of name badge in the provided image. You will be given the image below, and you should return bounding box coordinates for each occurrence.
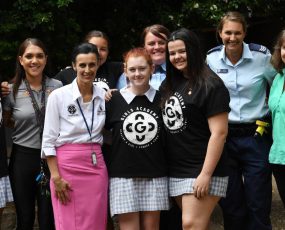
[91,152,97,165]
[217,69,228,74]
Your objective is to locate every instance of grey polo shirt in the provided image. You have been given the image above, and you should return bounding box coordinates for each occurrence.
[3,77,62,149]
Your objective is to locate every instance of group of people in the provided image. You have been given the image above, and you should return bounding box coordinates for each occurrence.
[0,10,284,230]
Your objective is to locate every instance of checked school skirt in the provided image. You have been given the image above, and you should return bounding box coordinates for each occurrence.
[109,177,170,217]
[169,176,228,197]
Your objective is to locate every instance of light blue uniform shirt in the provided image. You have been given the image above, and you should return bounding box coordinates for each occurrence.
[206,42,275,123]
[116,63,166,90]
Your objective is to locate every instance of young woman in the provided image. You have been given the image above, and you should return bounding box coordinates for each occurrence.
[41,43,108,230]
[3,38,62,229]
[161,28,230,230]
[117,24,170,90]
[105,47,169,230]
[268,29,285,208]
[206,11,276,230]
[55,30,123,90]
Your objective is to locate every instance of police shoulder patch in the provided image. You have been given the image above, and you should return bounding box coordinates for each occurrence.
[207,45,223,55]
[248,43,269,54]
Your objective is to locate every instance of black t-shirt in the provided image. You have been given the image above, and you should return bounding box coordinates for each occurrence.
[161,74,230,178]
[54,61,123,89]
[105,90,167,178]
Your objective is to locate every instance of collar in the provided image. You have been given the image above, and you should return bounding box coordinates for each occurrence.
[219,42,253,63]
[120,85,156,104]
[154,63,166,73]
[71,79,104,102]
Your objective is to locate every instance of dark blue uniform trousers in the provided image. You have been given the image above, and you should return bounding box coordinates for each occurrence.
[220,135,272,230]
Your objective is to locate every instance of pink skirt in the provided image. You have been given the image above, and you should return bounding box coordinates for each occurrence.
[50,143,108,230]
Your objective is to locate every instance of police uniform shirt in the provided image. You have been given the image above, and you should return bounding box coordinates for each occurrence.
[161,74,230,178]
[116,63,166,90]
[41,79,106,157]
[105,86,167,178]
[3,77,62,149]
[206,42,276,123]
[55,61,123,89]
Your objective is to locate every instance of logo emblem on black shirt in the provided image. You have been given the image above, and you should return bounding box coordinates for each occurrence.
[162,94,185,132]
[121,110,159,148]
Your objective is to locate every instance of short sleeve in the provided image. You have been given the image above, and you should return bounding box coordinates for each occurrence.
[116,73,127,89]
[204,79,230,118]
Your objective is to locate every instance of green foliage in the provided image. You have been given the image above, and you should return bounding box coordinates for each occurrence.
[0,0,284,78]
[169,0,284,28]
[0,0,76,78]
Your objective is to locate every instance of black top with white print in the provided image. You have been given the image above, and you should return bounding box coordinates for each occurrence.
[105,87,167,178]
[161,73,230,178]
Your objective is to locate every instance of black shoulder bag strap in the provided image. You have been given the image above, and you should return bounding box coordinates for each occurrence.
[24,77,50,197]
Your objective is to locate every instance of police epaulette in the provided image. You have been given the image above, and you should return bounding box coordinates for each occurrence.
[248,43,268,54]
[207,45,223,55]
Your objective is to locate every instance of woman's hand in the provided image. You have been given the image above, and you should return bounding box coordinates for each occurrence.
[52,176,72,205]
[1,82,11,97]
[193,173,211,199]
[105,89,117,101]
[193,112,228,199]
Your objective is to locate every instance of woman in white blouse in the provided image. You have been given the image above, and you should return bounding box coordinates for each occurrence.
[41,43,108,230]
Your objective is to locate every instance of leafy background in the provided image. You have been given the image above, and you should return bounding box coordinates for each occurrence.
[0,0,284,79]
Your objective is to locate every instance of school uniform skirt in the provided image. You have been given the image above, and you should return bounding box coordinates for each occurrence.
[169,176,228,197]
[0,176,13,208]
[109,177,170,217]
[50,143,108,230]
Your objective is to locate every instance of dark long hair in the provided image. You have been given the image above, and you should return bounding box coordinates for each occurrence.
[13,38,48,98]
[161,28,211,105]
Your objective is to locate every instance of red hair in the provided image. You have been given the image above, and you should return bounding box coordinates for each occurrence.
[123,47,153,67]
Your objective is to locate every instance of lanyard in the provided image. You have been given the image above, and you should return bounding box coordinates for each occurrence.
[76,98,95,139]
[24,78,46,139]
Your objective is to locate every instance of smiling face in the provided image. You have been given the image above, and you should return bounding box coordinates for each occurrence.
[19,44,47,79]
[144,32,167,65]
[219,20,246,54]
[125,56,154,89]
[73,53,99,86]
[168,39,188,74]
[88,37,109,66]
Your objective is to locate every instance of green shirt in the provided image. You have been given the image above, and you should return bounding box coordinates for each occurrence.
[268,68,285,164]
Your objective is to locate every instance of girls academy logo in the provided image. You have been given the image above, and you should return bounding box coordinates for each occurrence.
[120,107,159,148]
[162,92,186,133]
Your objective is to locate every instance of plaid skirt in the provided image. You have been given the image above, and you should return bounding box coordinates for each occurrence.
[169,176,228,197]
[0,176,13,208]
[109,177,170,217]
